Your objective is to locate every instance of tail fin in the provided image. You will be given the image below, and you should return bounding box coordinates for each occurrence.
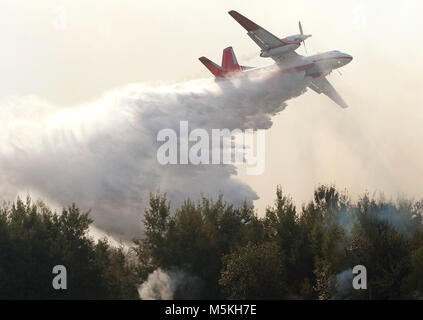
[221,47,241,72]
[199,47,249,78]
[198,56,227,78]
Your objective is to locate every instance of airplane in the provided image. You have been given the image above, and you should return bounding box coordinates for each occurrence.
[199,10,353,108]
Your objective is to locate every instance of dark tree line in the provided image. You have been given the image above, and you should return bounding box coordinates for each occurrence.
[136,186,423,300]
[1,185,423,299]
[0,197,138,299]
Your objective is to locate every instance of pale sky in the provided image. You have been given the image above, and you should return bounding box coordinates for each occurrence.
[2,0,423,215]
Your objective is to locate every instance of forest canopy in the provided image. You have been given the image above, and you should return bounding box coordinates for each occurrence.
[1,185,423,299]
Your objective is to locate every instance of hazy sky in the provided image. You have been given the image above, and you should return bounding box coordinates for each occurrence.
[2,0,420,104]
[1,0,423,215]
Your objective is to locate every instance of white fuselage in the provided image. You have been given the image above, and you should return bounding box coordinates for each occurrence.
[243,50,353,79]
[304,50,353,77]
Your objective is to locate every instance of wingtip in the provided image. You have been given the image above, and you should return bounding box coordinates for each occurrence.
[227,10,260,32]
[338,100,349,109]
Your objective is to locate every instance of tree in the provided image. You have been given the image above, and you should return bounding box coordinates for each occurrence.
[0,197,138,299]
[220,242,287,299]
[314,223,348,299]
[264,186,310,296]
[134,193,258,299]
[348,196,411,299]
[402,247,423,298]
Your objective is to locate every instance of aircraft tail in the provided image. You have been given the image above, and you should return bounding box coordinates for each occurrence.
[222,47,242,72]
[199,47,247,78]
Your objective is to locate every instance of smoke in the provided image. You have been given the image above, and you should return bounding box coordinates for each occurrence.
[331,269,354,300]
[329,196,422,299]
[0,66,309,237]
[138,268,202,300]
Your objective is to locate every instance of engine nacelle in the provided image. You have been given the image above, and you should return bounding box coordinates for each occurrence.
[260,43,300,57]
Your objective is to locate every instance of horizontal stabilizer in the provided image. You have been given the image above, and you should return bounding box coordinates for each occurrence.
[199,56,227,78]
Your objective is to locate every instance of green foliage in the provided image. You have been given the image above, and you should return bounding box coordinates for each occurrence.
[402,247,423,298]
[314,223,348,299]
[0,197,138,299]
[2,183,423,300]
[135,185,423,300]
[220,242,286,299]
[348,195,411,299]
[134,194,258,299]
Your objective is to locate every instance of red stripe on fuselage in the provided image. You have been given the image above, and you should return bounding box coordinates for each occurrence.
[311,72,322,78]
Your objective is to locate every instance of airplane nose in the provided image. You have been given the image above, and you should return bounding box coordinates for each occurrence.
[343,54,353,65]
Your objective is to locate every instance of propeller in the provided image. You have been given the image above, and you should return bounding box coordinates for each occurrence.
[299,21,304,35]
[298,21,310,54]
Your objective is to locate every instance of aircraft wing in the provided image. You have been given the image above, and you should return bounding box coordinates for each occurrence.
[308,76,348,108]
[228,10,298,61]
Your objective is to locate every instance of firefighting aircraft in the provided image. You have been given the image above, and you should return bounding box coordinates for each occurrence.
[199,10,353,108]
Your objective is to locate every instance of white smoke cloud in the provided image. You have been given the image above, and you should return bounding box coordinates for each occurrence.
[138,269,174,300]
[0,67,309,237]
[138,268,202,300]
